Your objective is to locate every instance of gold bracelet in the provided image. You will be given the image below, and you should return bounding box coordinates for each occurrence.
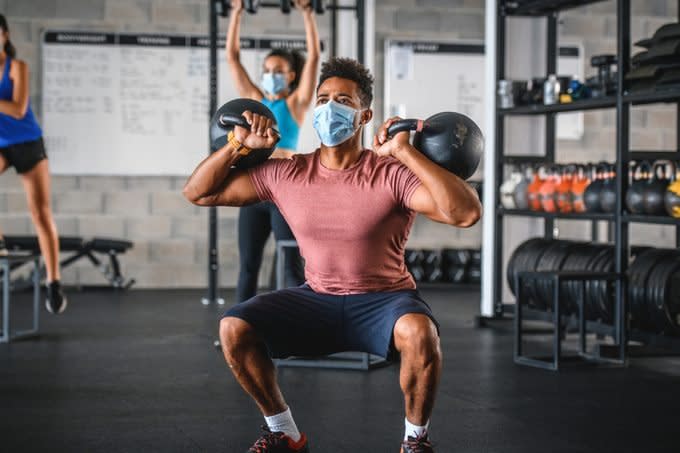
[228,130,252,156]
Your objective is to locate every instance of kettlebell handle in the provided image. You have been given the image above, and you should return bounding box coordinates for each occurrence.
[386,119,425,137]
[219,114,281,138]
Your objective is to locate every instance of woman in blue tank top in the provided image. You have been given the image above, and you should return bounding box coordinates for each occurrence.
[0,15,67,314]
[226,0,320,302]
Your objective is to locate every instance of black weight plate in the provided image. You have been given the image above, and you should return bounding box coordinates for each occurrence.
[665,266,680,334]
[645,255,673,333]
[595,248,616,322]
[519,239,553,308]
[559,243,593,314]
[654,255,680,334]
[631,249,676,330]
[628,249,660,329]
[583,245,612,320]
[586,247,610,320]
[567,244,602,315]
[506,238,551,296]
[535,240,573,310]
[648,252,680,334]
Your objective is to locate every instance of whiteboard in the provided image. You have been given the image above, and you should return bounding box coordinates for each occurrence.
[384,40,584,142]
[41,31,326,175]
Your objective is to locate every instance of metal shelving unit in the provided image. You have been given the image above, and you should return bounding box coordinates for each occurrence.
[490,0,680,364]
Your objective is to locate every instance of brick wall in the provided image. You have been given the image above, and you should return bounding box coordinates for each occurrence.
[1,0,676,288]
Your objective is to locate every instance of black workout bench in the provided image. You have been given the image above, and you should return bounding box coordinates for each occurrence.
[3,236,135,290]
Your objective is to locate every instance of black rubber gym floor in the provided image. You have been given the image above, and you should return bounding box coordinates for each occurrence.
[1,287,678,453]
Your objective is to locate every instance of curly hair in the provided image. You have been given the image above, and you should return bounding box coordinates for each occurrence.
[317,57,374,108]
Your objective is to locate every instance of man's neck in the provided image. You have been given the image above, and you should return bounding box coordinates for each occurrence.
[319,138,364,170]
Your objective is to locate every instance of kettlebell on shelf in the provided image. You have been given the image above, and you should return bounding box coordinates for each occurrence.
[539,166,559,213]
[665,161,680,218]
[643,160,672,216]
[500,166,523,209]
[513,165,533,210]
[570,164,590,213]
[626,161,649,215]
[584,163,606,213]
[527,166,546,211]
[599,163,617,214]
[555,165,575,213]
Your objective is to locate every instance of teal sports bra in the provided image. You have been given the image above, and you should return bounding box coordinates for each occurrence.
[261,98,300,151]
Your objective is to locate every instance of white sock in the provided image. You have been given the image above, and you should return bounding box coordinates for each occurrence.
[265,407,301,442]
[404,417,430,440]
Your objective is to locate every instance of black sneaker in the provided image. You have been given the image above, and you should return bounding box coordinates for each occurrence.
[45,281,68,314]
[401,432,434,453]
[247,426,309,453]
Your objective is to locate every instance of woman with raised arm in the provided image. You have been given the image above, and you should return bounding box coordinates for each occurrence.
[0,14,67,314]
[226,0,320,302]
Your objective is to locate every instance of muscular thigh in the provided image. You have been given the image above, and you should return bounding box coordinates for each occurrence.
[223,285,345,358]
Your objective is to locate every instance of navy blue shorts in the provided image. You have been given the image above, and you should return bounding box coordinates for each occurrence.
[223,285,439,360]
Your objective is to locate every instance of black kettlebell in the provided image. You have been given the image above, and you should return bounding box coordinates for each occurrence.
[665,161,680,218]
[626,161,649,215]
[584,163,605,213]
[599,163,617,213]
[643,161,672,215]
[387,112,484,180]
[209,98,280,169]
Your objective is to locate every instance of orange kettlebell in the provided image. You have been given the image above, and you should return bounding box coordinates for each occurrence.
[539,166,559,212]
[555,165,575,213]
[527,166,545,211]
[570,164,590,213]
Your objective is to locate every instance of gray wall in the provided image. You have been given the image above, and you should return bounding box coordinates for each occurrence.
[0,0,676,288]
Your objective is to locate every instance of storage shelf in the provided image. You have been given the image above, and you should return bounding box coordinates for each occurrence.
[502,155,549,164]
[622,214,680,225]
[624,90,680,106]
[502,0,608,16]
[629,151,680,161]
[500,209,615,221]
[499,97,616,115]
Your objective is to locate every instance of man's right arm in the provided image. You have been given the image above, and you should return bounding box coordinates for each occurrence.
[183,111,277,207]
[182,144,259,207]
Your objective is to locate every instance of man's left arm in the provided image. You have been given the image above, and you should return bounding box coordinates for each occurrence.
[374,117,482,228]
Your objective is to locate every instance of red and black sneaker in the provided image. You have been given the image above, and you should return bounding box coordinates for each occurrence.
[400,432,434,453]
[247,426,309,453]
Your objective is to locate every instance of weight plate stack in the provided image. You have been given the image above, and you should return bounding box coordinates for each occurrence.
[507,238,553,308]
[629,248,676,330]
[422,249,444,283]
[534,240,575,310]
[645,250,680,335]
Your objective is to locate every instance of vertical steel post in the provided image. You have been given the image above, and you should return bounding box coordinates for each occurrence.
[545,13,557,240]
[204,0,221,305]
[356,0,365,64]
[615,0,631,361]
[492,2,506,315]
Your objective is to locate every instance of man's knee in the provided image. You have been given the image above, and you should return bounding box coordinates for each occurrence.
[219,316,257,359]
[394,314,441,364]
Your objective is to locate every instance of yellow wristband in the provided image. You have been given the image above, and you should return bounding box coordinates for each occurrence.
[228,130,252,156]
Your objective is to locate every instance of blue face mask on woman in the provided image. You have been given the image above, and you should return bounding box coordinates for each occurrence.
[262,72,288,96]
[313,100,362,147]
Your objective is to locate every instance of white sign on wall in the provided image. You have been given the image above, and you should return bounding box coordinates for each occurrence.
[41,31,326,175]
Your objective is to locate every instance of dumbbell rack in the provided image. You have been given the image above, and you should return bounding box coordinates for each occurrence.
[490,0,680,365]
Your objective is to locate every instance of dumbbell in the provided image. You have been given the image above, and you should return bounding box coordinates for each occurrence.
[387,112,484,180]
[405,249,426,282]
[422,250,444,283]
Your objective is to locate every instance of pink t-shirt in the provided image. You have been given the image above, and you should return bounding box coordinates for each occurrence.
[249,149,423,295]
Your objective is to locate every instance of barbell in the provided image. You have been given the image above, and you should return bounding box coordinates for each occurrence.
[219,0,360,16]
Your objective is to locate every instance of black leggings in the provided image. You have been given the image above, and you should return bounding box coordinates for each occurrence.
[236,202,305,303]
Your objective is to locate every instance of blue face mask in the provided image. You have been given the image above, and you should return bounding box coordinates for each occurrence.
[313,100,362,147]
[262,72,288,95]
